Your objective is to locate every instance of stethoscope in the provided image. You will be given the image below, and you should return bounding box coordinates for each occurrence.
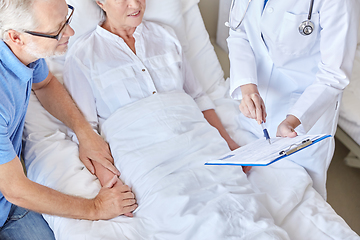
[225,0,315,36]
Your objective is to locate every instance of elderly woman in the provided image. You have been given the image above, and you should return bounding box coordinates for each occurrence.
[64,0,250,187]
[61,1,296,238]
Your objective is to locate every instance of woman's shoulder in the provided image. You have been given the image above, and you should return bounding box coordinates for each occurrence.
[141,20,180,48]
[142,20,177,37]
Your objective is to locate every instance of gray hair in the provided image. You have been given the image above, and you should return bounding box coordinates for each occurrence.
[0,0,39,41]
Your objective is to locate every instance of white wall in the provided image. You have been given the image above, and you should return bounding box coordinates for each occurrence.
[198,0,219,39]
[198,0,230,78]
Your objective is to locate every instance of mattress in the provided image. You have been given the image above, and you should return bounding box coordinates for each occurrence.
[338,45,360,145]
[338,116,360,145]
[21,0,359,238]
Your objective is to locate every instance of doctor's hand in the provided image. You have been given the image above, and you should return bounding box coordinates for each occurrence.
[276,115,301,138]
[77,128,120,176]
[239,84,267,124]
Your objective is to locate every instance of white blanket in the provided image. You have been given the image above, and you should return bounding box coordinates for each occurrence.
[24,92,358,240]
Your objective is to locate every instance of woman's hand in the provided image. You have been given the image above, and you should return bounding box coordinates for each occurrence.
[226,142,252,173]
[276,115,301,138]
[227,139,240,151]
[239,84,267,124]
[242,166,252,174]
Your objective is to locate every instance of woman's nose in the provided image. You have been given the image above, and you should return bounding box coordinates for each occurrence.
[128,0,140,9]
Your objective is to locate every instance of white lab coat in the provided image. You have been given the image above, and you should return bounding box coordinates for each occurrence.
[227,0,359,198]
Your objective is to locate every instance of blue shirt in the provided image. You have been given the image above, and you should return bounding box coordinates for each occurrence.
[0,40,49,227]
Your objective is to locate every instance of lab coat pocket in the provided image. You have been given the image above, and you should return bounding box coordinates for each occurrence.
[277,12,320,56]
[94,67,135,111]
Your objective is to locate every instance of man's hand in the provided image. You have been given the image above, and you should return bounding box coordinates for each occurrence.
[93,176,137,220]
[78,129,120,176]
[32,73,119,176]
[276,115,301,138]
[239,84,267,124]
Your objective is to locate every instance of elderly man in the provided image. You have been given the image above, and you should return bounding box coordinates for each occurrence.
[0,0,137,239]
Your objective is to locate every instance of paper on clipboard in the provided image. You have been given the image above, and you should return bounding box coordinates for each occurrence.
[205,134,331,166]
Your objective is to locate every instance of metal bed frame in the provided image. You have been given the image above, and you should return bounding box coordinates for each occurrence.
[335,126,360,168]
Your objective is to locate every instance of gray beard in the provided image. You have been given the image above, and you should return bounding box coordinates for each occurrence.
[24,40,67,59]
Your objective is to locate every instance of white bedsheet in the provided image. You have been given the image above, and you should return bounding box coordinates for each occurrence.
[24,92,358,240]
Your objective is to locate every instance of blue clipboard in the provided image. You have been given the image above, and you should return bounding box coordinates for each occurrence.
[205,134,332,166]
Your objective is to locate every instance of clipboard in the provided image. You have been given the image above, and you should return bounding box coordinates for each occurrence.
[205,134,332,166]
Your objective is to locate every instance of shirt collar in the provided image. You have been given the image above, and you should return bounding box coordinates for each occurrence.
[95,21,144,43]
[0,41,35,82]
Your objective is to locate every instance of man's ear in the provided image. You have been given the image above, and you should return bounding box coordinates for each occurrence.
[6,30,25,46]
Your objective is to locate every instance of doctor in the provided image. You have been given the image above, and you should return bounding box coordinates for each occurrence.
[227,0,359,198]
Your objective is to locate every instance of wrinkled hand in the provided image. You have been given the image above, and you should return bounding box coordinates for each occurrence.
[78,130,120,176]
[276,115,301,138]
[114,179,136,217]
[239,84,267,124]
[93,176,137,220]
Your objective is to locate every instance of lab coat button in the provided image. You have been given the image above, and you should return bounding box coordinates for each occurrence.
[267,7,274,13]
[152,91,156,94]
[142,69,146,72]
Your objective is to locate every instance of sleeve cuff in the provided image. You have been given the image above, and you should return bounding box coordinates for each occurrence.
[194,94,216,112]
[0,147,17,165]
[287,109,309,133]
[229,77,257,100]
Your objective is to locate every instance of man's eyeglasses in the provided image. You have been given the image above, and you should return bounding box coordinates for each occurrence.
[24,4,74,41]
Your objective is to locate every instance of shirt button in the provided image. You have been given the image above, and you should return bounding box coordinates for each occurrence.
[267,7,274,13]
[152,91,156,94]
[142,69,146,72]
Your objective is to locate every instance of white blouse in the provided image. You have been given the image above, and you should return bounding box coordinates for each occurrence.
[64,21,214,131]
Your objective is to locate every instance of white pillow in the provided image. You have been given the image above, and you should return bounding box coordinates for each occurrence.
[66,0,103,49]
[181,0,200,13]
[183,5,226,99]
[358,19,360,44]
[144,0,188,48]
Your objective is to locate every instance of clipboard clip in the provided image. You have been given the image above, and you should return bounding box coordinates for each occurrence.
[279,139,313,156]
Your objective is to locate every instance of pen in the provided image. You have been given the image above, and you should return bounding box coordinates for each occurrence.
[261,122,271,144]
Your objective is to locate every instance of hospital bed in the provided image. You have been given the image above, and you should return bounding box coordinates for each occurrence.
[336,39,360,168]
[22,0,359,239]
